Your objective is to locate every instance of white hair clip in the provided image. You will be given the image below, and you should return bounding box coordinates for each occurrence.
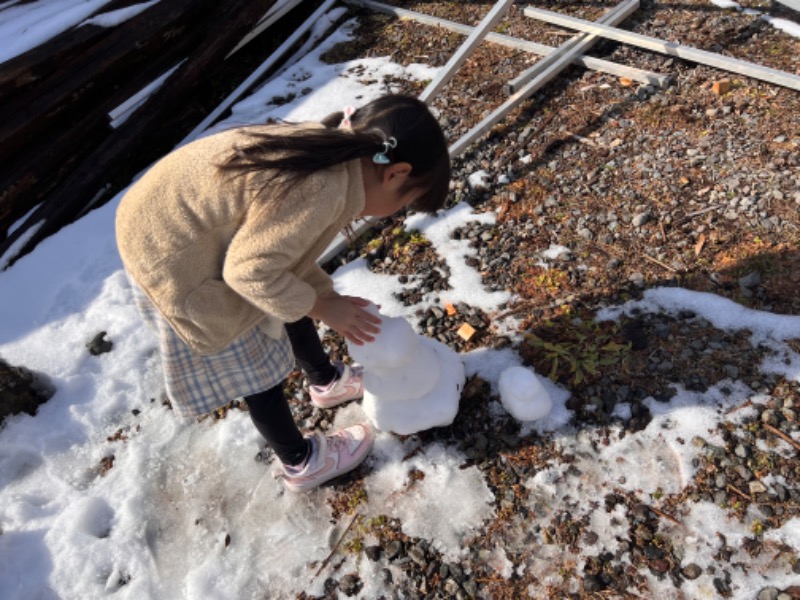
[372,137,397,165]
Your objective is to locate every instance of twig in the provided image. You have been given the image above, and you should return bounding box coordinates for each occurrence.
[675,204,724,226]
[643,253,678,273]
[763,423,800,452]
[648,505,682,525]
[727,484,753,502]
[565,130,602,148]
[493,301,539,320]
[314,512,360,578]
[724,399,753,414]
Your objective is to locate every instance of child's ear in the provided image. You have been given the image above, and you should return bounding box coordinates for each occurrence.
[383,162,413,186]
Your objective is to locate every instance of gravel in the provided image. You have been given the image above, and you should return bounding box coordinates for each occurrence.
[303,1,800,597]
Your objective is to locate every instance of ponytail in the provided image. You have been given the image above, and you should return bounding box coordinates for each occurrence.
[219,95,450,214]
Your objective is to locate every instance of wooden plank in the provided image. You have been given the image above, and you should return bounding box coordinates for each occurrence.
[523,5,800,91]
[227,0,304,57]
[0,0,137,96]
[507,0,639,93]
[775,0,800,12]
[344,0,670,87]
[0,0,278,267]
[0,0,210,166]
[418,0,515,103]
[184,0,338,142]
[449,0,641,158]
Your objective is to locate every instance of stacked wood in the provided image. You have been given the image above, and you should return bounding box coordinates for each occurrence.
[0,0,287,266]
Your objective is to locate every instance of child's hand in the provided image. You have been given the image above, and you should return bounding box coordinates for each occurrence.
[308,293,381,345]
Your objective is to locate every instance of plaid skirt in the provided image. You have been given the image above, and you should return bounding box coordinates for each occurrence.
[129,278,294,419]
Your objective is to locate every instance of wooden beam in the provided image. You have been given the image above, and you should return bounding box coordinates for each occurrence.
[418,0,515,103]
[775,0,800,12]
[0,0,279,267]
[523,5,800,92]
[449,0,641,158]
[226,0,304,58]
[508,0,639,93]
[184,0,338,142]
[344,0,670,87]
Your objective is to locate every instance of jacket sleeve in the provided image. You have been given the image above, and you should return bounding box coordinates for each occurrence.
[222,169,346,323]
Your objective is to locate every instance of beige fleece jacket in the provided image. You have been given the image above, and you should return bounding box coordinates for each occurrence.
[116,125,365,355]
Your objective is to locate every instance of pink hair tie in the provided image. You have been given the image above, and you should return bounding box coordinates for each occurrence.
[339,105,356,129]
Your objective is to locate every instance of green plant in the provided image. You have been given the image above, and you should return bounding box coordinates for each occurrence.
[750,519,764,537]
[524,319,631,386]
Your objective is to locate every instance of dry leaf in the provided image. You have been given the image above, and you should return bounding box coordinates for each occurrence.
[694,233,707,256]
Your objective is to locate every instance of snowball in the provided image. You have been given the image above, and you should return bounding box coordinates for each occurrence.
[498,366,553,421]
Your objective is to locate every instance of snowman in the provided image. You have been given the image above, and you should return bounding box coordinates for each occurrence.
[348,304,465,435]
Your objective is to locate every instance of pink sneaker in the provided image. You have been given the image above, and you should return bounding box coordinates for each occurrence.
[278,424,375,492]
[309,362,364,409]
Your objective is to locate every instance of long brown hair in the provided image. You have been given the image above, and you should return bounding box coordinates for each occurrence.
[219,95,450,214]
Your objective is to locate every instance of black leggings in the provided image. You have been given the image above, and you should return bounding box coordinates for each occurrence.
[243,316,338,466]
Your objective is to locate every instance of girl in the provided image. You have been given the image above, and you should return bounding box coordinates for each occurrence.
[116,95,451,492]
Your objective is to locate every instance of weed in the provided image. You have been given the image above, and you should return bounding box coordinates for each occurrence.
[524,318,632,386]
[750,519,764,537]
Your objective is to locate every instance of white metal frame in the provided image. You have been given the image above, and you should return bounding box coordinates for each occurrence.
[345,0,671,88]
[418,0,515,102]
[523,5,800,92]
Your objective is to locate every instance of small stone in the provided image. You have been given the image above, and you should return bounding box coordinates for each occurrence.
[365,545,382,562]
[762,410,780,426]
[757,588,779,600]
[583,575,602,592]
[444,578,460,595]
[749,481,768,495]
[339,573,362,597]
[583,531,599,545]
[735,465,754,481]
[408,546,427,566]
[87,331,113,356]
[682,563,702,580]
[723,365,739,379]
[734,444,750,459]
[738,272,762,289]
[384,540,404,561]
[714,576,732,595]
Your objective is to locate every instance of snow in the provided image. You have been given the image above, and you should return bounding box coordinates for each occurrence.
[0,0,116,64]
[80,1,159,29]
[497,366,553,421]
[1,2,800,599]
